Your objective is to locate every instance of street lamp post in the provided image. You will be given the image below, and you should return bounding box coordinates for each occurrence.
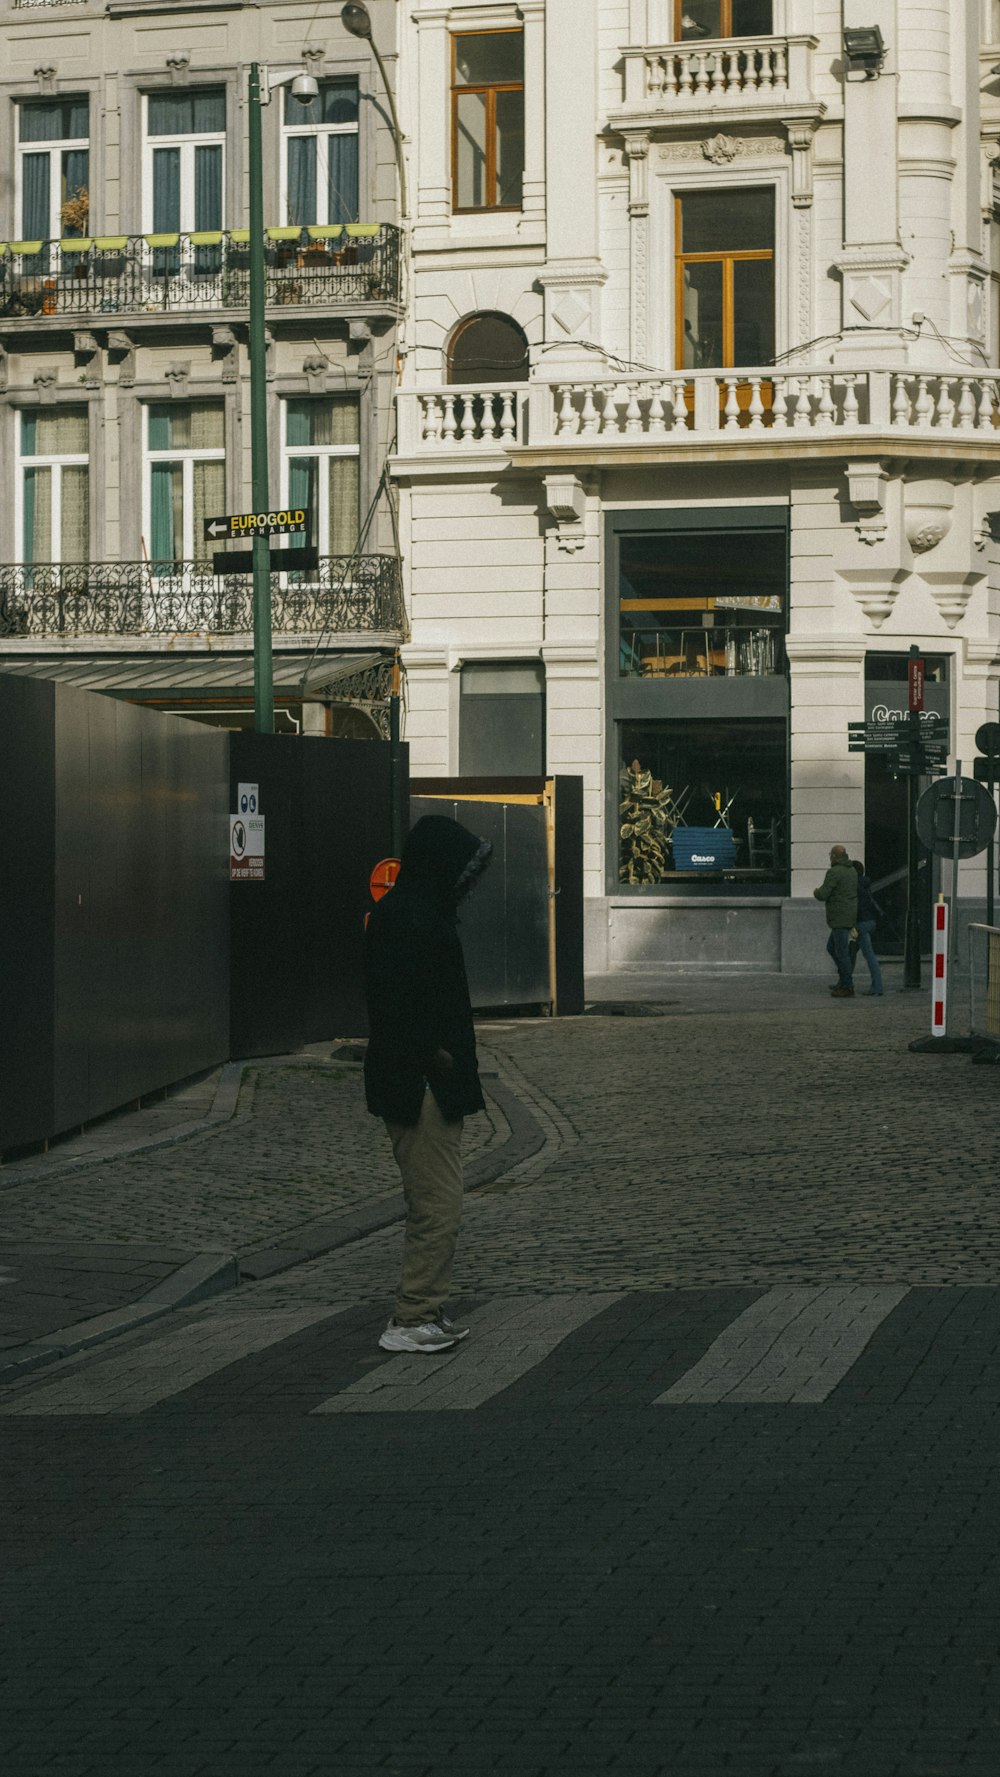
[341,4,408,218]
[247,62,318,735]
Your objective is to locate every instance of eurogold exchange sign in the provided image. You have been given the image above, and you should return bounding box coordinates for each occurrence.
[204,508,310,541]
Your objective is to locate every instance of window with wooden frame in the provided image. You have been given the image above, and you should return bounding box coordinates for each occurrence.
[674,0,772,40]
[675,188,775,371]
[451,30,524,212]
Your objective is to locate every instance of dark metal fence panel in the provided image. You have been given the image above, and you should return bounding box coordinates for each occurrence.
[0,677,56,1150]
[229,734,403,1057]
[51,688,231,1133]
[0,555,404,639]
[410,797,551,1009]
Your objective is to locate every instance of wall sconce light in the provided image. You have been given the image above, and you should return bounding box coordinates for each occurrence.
[843,25,886,78]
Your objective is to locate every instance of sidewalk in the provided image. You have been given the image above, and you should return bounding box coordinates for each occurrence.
[0,965,969,1381]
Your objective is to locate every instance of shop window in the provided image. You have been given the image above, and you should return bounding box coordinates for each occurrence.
[281,397,360,560]
[618,525,785,680]
[619,719,786,884]
[448,312,529,384]
[283,80,359,228]
[676,188,774,370]
[144,401,225,572]
[460,662,545,776]
[451,30,524,212]
[18,407,89,578]
[674,1,773,38]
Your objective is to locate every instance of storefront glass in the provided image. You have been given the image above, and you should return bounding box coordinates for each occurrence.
[619,718,786,885]
[618,526,785,680]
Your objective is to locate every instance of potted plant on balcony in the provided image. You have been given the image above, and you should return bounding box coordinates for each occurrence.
[60,188,91,279]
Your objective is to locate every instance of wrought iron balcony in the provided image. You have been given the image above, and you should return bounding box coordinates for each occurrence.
[0,225,400,321]
[0,555,404,640]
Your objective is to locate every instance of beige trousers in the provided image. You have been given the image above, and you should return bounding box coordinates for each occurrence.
[385,1089,464,1326]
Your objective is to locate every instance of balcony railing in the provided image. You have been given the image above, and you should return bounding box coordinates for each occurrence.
[398,368,1000,457]
[0,555,404,640]
[620,34,817,111]
[0,225,400,320]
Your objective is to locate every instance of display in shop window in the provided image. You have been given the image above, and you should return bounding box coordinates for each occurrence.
[618,721,786,885]
[618,528,785,679]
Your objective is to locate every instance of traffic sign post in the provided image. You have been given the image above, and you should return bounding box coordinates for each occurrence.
[204,508,310,542]
[974,720,1000,929]
[911,768,999,1051]
[213,544,319,576]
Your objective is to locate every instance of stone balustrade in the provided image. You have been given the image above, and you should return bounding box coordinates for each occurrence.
[397,369,1000,458]
[620,35,817,111]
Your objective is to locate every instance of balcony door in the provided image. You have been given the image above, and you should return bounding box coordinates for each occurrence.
[676,188,774,372]
[674,1,773,38]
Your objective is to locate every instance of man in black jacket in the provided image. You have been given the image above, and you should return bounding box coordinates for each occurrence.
[364,815,492,1353]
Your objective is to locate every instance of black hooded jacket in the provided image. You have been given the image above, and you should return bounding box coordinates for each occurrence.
[363,816,491,1126]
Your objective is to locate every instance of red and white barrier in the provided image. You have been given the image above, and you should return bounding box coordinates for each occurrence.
[931,898,949,1034]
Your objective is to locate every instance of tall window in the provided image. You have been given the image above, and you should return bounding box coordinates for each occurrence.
[144,90,225,234]
[283,81,359,227]
[451,30,524,212]
[145,403,225,573]
[18,408,89,569]
[674,1,772,38]
[17,98,89,242]
[281,399,360,558]
[676,188,774,369]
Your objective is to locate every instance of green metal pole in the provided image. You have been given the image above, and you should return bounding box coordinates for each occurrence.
[248,64,273,735]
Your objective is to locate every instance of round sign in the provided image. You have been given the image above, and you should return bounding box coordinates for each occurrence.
[369,857,400,902]
[232,820,247,857]
[915,777,998,858]
[975,721,1000,757]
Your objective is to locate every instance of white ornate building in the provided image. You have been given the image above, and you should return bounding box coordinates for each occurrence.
[393,0,1000,972]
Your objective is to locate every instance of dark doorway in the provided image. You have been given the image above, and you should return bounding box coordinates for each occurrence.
[863,653,948,955]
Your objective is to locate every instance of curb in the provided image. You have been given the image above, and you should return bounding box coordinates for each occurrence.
[0,1252,240,1386]
[239,1072,548,1281]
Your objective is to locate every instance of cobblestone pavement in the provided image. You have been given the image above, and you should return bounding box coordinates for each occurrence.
[2,977,999,1775]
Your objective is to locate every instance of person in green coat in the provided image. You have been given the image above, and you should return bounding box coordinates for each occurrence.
[813,843,859,998]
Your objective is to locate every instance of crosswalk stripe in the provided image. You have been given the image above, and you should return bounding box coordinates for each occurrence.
[655,1284,908,1404]
[0,1307,336,1416]
[311,1293,627,1414]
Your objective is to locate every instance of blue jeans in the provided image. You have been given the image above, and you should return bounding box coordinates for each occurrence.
[826,926,853,988]
[852,919,884,994]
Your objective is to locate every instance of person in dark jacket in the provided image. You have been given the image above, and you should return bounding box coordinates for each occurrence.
[813,842,859,997]
[364,815,492,1354]
[849,858,884,996]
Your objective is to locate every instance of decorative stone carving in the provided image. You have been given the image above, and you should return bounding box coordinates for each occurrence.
[543,473,586,553]
[622,131,650,217]
[33,369,58,404]
[784,121,817,208]
[702,133,739,165]
[904,478,954,555]
[303,354,331,394]
[837,568,908,629]
[0,346,7,393]
[73,332,101,389]
[108,330,135,388]
[302,45,326,73]
[35,66,57,97]
[165,362,191,398]
[846,460,888,546]
[921,573,981,628]
[211,325,239,383]
[167,52,191,86]
[657,136,784,163]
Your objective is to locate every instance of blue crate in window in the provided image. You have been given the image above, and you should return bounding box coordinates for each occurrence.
[671,826,737,870]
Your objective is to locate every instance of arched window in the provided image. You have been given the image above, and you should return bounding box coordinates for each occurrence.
[447,312,529,385]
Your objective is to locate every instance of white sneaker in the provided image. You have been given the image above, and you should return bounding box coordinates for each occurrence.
[436,1314,470,1342]
[378,1319,458,1354]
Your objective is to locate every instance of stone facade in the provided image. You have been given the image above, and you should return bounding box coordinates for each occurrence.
[394,0,1000,972]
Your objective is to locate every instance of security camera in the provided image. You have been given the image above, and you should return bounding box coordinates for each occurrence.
[291,71,319,100]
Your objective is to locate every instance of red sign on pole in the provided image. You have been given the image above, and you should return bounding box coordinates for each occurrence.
[908,657,925,713]
[369,858,400,902]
